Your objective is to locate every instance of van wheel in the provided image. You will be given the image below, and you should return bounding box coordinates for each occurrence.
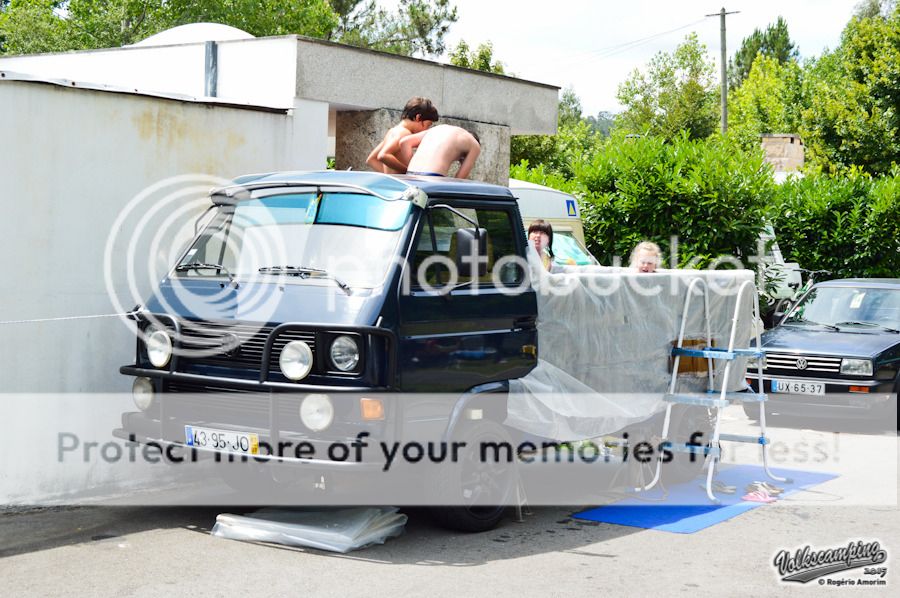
[428,420,517,533]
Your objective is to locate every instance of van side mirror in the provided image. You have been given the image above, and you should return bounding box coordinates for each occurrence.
[455,227,488,278]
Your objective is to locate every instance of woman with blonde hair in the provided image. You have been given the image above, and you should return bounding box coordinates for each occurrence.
[630,241,661,273]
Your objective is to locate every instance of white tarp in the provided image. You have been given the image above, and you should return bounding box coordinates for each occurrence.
[505,251,757,441]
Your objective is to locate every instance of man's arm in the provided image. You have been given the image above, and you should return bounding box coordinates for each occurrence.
[377,130,411,173]
[455,141,481,179]
[398,131,428,167]
[366,141,386,172]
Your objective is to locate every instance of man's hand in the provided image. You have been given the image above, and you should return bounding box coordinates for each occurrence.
[366,141,386,172]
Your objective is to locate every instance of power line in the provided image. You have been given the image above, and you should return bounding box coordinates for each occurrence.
[555,18,708,67]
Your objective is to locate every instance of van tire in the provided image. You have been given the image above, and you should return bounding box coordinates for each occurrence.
[428,419,517,533]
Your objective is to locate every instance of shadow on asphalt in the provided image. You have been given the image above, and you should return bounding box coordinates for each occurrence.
[0,504,642,564]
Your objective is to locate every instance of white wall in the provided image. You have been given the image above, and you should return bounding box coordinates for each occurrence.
[0,80,327,502]
[0,36,298,108]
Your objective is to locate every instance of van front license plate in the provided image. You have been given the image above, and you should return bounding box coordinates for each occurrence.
[771,379,825,395]
[184,425,259,455]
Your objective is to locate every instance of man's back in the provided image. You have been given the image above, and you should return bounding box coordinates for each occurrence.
[404,125,481,179]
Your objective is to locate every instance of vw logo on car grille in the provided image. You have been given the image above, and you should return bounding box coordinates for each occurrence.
[795,357,808,370]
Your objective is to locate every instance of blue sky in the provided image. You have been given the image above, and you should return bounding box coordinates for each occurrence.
[442,0,858,115]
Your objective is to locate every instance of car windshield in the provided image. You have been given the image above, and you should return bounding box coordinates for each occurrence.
[785,286,900,330]
[175,192,412,289]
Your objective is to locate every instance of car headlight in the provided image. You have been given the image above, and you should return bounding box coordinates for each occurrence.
[132,377,154,411]
[746,355,766,371]
[300,394,334,431]
[840,358,873,376]
[279,340,313,381]
[146,327,173,368]
[330,335,360,372]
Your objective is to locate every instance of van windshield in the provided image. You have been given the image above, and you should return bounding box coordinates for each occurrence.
[175,192,412,289]
[785,286,900,330]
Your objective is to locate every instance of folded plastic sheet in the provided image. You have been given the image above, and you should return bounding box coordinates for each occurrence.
[505,250,757,441]
[211,507,407,553]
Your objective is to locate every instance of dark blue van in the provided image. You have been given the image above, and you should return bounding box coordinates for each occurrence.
[748,279,900,423]
[116,171,540,531]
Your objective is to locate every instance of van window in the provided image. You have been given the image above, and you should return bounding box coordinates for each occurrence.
[412,207,523,289]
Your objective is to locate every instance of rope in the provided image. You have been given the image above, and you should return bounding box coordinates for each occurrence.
[0,312,137,325]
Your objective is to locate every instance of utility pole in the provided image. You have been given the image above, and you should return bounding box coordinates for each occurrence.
[706,7,739,134]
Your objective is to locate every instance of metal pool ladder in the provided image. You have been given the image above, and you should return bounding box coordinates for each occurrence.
[637,277,791,503]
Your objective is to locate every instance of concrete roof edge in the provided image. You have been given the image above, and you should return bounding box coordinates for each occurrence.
[291,34,560,91]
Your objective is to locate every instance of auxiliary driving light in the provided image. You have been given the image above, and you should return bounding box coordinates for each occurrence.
[330,335,360,371]
[300,394,334,431]
[279,340,314,381]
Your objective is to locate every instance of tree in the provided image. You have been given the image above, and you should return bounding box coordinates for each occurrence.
[510,87,600,177]
[448,39,504,74]
[615,33,718,140]
[854,0,896,19]
[0,0,458,57]
[728,54,803,149]
[798,7,900,174]
[729,17,798,89]
[327,0,457,56]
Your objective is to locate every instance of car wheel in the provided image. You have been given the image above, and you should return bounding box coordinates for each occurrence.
[428,419,517,533]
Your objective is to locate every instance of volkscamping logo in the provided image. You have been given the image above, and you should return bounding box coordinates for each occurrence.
[773,540,888,585]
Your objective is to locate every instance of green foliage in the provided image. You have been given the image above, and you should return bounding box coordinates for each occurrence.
[515,133,776,268]
[769,170,900,278]
[729,55,803,149]
[615,33,718,140]
[729,16,798,89]
[328,0,457,56]
[448,39,504,74]
[510,88,601,178]
[797,9,900,175]
[0,0,457,57]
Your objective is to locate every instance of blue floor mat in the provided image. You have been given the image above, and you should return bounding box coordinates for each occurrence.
[572,465,837,534]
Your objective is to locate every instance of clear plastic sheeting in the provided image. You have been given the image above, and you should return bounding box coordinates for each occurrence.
[210,507,407,553]
[506,249,757,441]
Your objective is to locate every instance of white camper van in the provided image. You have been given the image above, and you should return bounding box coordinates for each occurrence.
[509,178,598,266]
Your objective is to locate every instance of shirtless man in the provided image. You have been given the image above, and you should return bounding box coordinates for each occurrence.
[399,124,481,179]
[366,97,439,174]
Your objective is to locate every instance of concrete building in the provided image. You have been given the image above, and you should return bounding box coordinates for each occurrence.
[0,26,558,502]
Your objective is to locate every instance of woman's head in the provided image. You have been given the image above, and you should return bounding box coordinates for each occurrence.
[527,219,554,257]
[630,241,661,273]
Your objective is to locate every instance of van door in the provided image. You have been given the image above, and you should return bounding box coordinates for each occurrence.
[398,200,538,392]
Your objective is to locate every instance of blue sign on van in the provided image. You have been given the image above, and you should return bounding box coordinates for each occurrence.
[566,199,577,217]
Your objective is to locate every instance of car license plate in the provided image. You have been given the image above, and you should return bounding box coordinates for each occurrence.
[184,425,259,455]
[771,379,825,395]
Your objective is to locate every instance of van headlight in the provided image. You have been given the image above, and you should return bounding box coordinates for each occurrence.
[300,394,334,431]
[146,327,173,368]
[132,377,154,411]
[840,358,873,376]
[330,335,360,371]
[279,340,313,381]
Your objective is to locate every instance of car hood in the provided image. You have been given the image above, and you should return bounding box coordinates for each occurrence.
[761,325,899,358]
[142,278,386,327]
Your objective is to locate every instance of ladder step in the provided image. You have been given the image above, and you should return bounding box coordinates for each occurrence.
[705,391,768,403]
[671,347,764,360]
[663,442,721,457]
[664,393,729,408]
[718,433,769,445]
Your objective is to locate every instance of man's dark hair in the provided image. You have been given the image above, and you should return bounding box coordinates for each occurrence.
[401,97,439,122]
[527,219,554,258]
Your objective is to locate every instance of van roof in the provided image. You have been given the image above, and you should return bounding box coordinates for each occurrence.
[223,170,515,201]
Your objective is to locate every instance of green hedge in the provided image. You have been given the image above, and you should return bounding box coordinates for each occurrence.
[511,133,776,268]
[770,170,900,279]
